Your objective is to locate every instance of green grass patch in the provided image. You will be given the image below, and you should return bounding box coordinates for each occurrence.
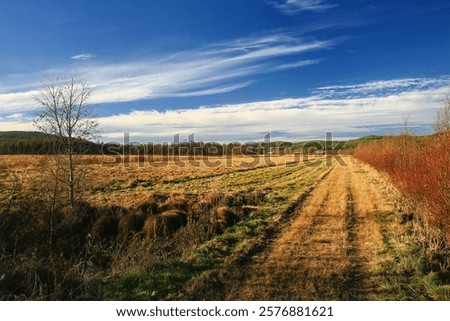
[371,212,449,300]
[103,255,218,300]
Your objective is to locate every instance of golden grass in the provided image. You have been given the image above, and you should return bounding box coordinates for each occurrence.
[0,154,315,195]
[4,153,445,300]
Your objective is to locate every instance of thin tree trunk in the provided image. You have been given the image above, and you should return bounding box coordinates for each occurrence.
[68,144,75,210]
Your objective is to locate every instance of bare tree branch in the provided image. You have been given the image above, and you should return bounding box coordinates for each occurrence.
[434,97,450,133]
[34,74,98,210]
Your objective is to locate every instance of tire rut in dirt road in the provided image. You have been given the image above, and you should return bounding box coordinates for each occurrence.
[341,181,363,300]
[345,158,389,299]
[225,158,393,300]
[226,163,349,300]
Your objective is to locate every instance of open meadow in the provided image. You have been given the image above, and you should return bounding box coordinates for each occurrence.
[0,153,448,300]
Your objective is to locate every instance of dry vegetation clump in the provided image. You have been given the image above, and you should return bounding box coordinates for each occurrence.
[89,205,128,244]
[137,190,264,242]
[117,212,147,242]
[136,201,159,215]
[226,190,267,207]
[108,189,266,276]
[200,190,266,208]
[90,215,118,244]
[213,206,241,229]
[99,190,263,246]
[186,190,262,235]
[143,210,188,240]
[158,200,190,213]
[190,200,213,213]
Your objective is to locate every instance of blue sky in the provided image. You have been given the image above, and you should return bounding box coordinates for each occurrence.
[0,0,449,142]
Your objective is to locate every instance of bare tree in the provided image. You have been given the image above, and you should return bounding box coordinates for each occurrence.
[34,75,98,209]
[434,97,450,133]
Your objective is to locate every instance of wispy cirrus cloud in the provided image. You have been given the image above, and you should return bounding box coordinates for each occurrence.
[270,0,336,14]
[84,35,333,104]
[0,32,333,114]
[273,59,322,71]
[71,53,95,61]
[314,77,450,98]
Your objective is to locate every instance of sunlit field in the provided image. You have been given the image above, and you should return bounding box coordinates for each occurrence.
[1,152,448,300]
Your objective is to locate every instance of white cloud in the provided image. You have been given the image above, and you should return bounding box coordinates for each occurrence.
[273,59,322,71]
[5,113,25,119]
[95,77,450,142]
[0,90,40,115]
[0,120,34,132]
[271,0,336,14]
[2,77,448,142]
[81,35,332,104]
[71,53,95,61]
[314,77,450,98]
[1,27,448,143]
[0,32,332,114]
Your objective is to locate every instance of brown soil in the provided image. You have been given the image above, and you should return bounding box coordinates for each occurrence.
[223,157,397,300]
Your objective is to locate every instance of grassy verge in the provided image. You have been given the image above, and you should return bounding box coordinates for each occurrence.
[370,211,450,300]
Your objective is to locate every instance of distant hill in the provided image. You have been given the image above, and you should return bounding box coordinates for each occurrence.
[342,135,384,149]
[0,131,101,155]
[0,131,409,155]
[288,135,384,151]
[0,131,52,141]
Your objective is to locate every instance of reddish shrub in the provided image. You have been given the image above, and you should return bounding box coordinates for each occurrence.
[354,133,450,241]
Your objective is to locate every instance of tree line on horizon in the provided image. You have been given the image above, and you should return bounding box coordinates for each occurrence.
[0,132,383,156]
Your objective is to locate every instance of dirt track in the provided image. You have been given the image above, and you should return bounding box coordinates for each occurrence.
[224,157,397,300]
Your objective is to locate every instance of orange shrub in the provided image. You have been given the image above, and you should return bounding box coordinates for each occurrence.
[354,133,450,241]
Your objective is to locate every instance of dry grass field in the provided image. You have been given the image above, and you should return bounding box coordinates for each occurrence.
[0,154,449,300]
[0,154,303,201]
